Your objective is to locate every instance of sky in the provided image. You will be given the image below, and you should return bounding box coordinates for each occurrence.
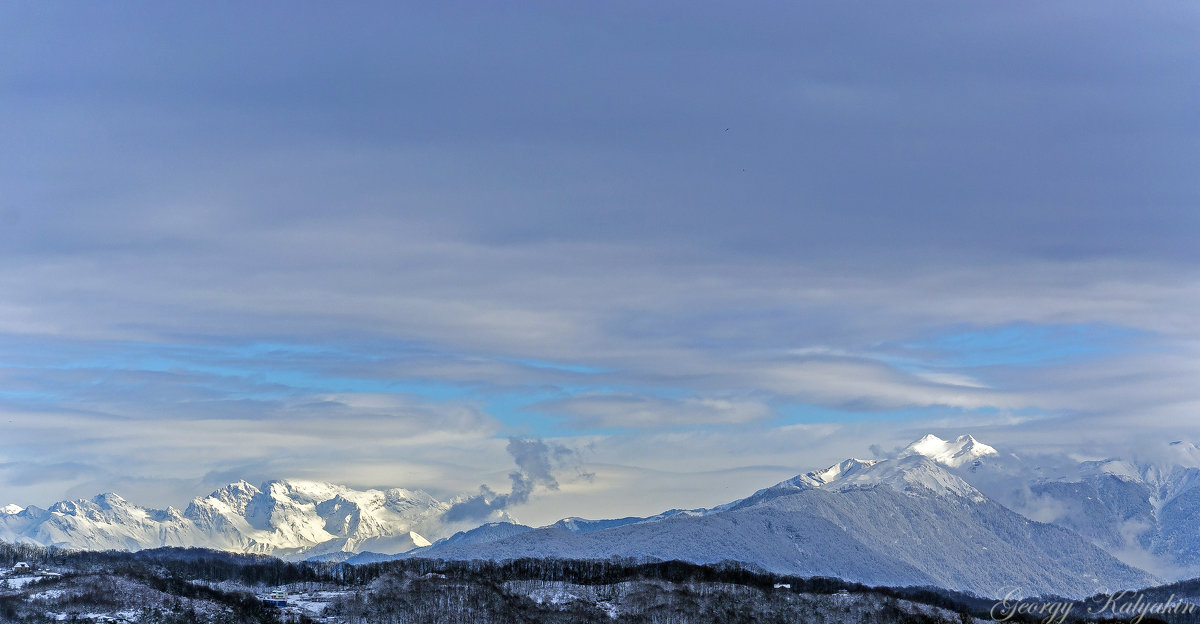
[1,1,1198,526]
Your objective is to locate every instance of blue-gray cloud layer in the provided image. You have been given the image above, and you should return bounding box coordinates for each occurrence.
[1,2,1197,516]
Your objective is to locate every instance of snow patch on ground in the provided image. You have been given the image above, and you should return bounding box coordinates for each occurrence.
[4,576,45,589]
[29,588,66,600]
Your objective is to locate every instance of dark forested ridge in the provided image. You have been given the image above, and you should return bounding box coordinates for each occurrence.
[0,542,1188,623]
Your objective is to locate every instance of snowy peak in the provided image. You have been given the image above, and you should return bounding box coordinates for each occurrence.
[777,458,880,490]
[804,458,880,486]
[1079,459,1143,482]
[0,479,492,560]
[828,455,985,501]
[203,480,262,515]
[899,434,997,468]
[265,479,349,502]
[421,455,1151,599]
[92,492,130,509]
[748,454,982,504]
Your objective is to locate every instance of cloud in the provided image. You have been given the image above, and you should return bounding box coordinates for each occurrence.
[532,394,774,428]
[442,437,587,522]
[750,357,1024,412]
[1,1,1198,519]
[0,461,93,487]
[0,389,504,508]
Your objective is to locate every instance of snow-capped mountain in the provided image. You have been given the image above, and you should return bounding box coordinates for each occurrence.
[414,443,1158,598]
[899,434,997,468]
[739,454,984,504]
[0,479,510,560]
[8,433,1200,598]
[942,439,1200,579]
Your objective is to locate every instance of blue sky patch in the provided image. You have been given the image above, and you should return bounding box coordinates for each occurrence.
[896,324,1150,368]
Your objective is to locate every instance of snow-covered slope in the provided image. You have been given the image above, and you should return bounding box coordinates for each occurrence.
[899,434,997,468]
[949,439,1200,580]
[0,479,509,560]
[9,433,1200,596]
[415,438,1159,598]
[427,522,535,549]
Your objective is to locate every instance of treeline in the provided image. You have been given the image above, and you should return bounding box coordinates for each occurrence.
[0,569,299,624]
[327,564,972,624]
[0,543,310,623]
[0,542,1180,624]
[0,543,328,588]
[340,559,1174,624]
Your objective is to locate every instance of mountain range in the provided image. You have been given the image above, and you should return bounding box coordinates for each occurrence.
[403,437,1155,598]
[0,479,509,559]
[947,437,1200,580]
[7,434,1200,598]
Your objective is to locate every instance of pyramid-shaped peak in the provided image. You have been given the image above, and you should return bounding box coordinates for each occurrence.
[88,492,131,511]
[205,480,263,505]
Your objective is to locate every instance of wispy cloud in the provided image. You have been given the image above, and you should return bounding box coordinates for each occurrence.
[0,2,1197,519]
[531,394,774,429]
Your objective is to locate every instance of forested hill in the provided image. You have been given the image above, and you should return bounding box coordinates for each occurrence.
[0,542,1186,623]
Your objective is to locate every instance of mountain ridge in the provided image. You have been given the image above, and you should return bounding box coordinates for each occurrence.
[413,456,1157,597]
[8,433,1200,596]
[0,478,508,560]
